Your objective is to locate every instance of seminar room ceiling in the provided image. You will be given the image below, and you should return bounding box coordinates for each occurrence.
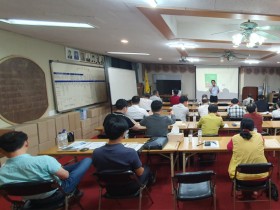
[1,0,280,66]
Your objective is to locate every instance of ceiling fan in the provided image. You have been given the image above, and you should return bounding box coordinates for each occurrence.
[207,50,248,62]
[212,20,280,47]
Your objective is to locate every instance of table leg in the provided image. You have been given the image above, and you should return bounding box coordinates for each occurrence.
[183,153,186,172]
[170,153,174,194]
[278,151,280,178]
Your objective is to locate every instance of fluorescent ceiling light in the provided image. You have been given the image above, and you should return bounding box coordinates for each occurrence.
[121,39,128,44]
[0,19,94,28]
[186,58,200,62]
[243,59,260,64]
[107,52,150,55]
[148,0,157,8]
[167,42,197,50]
[277,62,280,64]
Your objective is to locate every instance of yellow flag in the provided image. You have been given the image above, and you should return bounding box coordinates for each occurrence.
[144,70,150,93]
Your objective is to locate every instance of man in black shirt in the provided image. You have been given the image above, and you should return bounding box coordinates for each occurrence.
[255,95,269,112]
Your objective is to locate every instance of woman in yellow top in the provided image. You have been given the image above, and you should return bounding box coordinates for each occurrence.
[227,118,267,180]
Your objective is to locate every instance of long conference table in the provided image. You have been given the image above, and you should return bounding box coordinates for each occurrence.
[94,121,280,135]
[39,136,280,188]
[178,136,280,175]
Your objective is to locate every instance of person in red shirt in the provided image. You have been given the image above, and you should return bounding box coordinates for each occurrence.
[243,103,263,133]
[170,89,180,105]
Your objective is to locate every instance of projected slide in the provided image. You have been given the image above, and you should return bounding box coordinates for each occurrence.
[196,67,239,100]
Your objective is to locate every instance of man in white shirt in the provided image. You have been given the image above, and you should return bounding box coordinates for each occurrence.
[198,98,209,117]
[272,101,280,119]
[172,96,189,121]
[139,94,152,111]
[150,90,162,102]
[209,80,219,103]
[126,96,150,120]
[243,94,254,106]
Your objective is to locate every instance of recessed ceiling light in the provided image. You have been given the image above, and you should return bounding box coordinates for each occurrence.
[107,52,150,55]
[121,39,128,44]
[277,62,280,63]
[0,19,94,28]
[243,59,260,64]
[158,58,162,60]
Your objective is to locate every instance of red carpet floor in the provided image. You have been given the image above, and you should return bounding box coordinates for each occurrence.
[1,152,280,210]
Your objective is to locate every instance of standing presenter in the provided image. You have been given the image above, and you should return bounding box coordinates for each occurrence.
[209,80,219,103]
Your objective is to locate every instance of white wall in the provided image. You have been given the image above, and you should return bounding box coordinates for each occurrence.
[0,29,68,128]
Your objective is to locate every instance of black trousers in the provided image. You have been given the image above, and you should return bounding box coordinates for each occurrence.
[210,95,218,103]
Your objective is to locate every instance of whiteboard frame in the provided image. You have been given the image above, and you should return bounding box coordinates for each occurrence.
[50,60,108,112]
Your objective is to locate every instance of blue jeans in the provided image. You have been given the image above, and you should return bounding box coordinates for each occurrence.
[61,157,92,193]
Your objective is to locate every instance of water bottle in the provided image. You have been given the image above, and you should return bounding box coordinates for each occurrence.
[61,129,68,147]
[57,132,65,149]
[198,129,202,143]
[193,112,197,122]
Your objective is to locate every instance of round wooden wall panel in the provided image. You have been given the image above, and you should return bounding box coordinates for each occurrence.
[0,57,48,124]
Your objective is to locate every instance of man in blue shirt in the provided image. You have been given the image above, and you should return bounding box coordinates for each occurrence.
[93,115,153,186]
[209,80,220,103]
[0,131,92,199]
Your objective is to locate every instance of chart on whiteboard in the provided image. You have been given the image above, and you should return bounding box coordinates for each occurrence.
[51,62,107,112]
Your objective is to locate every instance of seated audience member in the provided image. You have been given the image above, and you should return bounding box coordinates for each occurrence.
[201,94,208,99]
[126,96,149,120]
[93,115,153,186]
[198,97,209,117]
[170,89,180,105]
[272,101,280,119]
[139,94,152,111]
[243,94,254,106]
[0,131,92,199]
[227,98,245,119]
[255,95,269,112]
[140,100,176,137]
[172,96,189,121]
[104,99,141,131]
[227,118,267,180]
[150,90,162,102]
[197,104,224,135]
[243,103,263,133]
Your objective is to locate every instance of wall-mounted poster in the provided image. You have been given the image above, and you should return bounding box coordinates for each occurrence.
[73,50,80,60]
[91,53,98,63]
[98,55,104,65]
[66,47,73,60]
[80,52,85,61]
[85,53,91,62]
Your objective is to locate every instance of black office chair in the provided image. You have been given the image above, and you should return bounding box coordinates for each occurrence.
[172,171,216,210]
[0,179,83,210]
[232,163,273,210]
[94,170,153,210]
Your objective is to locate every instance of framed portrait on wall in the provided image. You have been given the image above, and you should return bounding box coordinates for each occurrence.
[80,52,85,61]
[85,53,91,62]
[91,53,97,63]
[73,50,80,60]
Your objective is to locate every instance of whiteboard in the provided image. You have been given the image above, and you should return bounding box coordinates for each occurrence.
[108,67,137,104]
[50,61,107,112]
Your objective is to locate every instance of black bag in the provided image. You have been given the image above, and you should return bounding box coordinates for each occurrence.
[266,182,279,201]
[143,137,168,150]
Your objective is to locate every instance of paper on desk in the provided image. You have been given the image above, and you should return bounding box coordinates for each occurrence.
[265,139,280,148]
[260,112,270,115]
[124,143,144,151]
[224,123,229,128]
[87,142,106,150]
[170,124,180,134]
[203,140,219,148]
[64,141,88,150]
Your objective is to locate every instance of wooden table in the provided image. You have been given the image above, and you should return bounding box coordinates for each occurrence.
[188,112,272,120]
[178,136,280,175]
[39,138,181,192]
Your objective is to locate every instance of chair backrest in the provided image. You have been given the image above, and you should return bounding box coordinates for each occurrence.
[229,118,243,121]
[272,118,280,121]
[94,170,142,196]
[202,134,219,137]
[234,163,273,178]
[173,171,215,184]
[0,180,60,197]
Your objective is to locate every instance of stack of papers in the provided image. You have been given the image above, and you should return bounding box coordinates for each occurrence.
[59,141,106,151]
[203,140,220,148]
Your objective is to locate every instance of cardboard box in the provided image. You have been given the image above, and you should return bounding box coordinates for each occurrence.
[0,129,13,136]
[167,133,184,142]
[27,145,39,156]
[27,135,39,147]
[14,124,38,137]
[68,111,81,131]
[50,114,70,134]
[74,128,82,139]
[36,119,56,143]
[38,140,56,152]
